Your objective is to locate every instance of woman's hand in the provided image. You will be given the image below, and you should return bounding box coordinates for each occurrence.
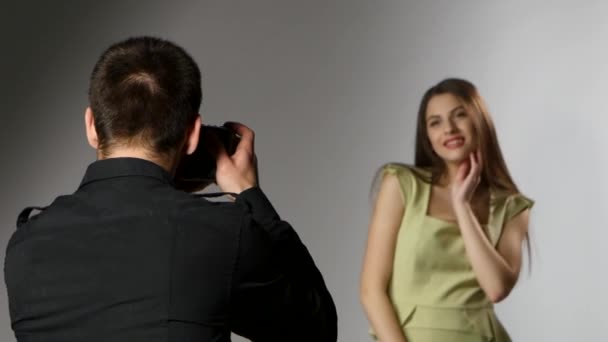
[451,149,482,206]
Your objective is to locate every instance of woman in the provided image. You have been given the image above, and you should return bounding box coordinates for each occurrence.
[360,78,534,341]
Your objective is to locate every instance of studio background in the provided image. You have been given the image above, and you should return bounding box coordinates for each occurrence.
[1,1,606,341]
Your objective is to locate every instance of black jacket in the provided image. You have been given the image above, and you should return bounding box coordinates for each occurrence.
[4,157,337,342]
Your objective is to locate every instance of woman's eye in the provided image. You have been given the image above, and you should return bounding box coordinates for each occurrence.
[429,121,439,127]
[456,111,467,117]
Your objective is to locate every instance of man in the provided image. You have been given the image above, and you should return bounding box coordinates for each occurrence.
[4,36,337,341]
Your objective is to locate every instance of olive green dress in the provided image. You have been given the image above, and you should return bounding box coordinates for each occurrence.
[369,164,534,342]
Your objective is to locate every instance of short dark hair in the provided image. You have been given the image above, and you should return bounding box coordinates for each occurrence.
[88,36,202,157]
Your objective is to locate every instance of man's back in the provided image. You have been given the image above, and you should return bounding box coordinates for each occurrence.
[5,36,336,342]
[5,158,337,341]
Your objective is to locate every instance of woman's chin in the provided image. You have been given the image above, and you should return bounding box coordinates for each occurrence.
[440,150,470,164]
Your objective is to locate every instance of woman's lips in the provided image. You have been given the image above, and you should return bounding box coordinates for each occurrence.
[443,136,464,149]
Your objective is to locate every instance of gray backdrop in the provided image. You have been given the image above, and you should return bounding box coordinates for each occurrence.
[1,1,606,341]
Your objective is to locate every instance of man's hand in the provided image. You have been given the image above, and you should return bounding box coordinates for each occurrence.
[208,122,258,195]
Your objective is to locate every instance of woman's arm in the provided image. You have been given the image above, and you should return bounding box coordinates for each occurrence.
[454,202,530,302]
[360,173,408,342]
[452,151,531,303]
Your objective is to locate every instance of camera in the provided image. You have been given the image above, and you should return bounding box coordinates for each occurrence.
[174,124,241,191]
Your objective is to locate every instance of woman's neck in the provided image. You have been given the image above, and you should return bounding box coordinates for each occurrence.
[438,161,462,188]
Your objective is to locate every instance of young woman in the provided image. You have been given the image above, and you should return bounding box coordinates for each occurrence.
[360,78,534,342]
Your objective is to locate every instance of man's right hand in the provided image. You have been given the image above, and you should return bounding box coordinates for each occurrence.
[208,122,258,196]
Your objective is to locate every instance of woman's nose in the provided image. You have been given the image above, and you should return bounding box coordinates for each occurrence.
[444,119,458,133]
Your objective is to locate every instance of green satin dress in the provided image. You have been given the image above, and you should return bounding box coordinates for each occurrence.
[369,164,534,342]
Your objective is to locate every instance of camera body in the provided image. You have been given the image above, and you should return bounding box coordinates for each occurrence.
[174,125,240,190]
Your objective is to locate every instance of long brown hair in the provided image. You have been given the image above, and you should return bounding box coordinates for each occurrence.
[415,78,518,193]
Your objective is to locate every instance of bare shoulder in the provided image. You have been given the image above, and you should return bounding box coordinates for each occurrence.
[376,171,402,200]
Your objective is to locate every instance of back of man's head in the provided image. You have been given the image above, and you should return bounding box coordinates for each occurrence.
[88,36,202,158]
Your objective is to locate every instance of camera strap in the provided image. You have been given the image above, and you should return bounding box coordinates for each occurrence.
[195,192,238,198]
[17,206,48,228]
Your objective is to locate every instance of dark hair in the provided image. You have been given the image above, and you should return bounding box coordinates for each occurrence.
[88,36,202,157]
[415,78,518,193]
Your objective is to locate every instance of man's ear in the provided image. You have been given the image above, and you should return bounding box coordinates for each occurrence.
[85,107,99,149]
[185,115,201,155]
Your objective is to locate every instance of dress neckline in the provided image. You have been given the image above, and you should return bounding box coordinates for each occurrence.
[421,177,495,227]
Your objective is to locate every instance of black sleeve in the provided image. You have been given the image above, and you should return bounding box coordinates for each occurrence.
[229,187,337,342]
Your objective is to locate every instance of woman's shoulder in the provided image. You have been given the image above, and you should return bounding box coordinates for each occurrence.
[380,162,431,182]
[505,192,534,219]
[372,163,431,208]
[374,162,431,199]
[491,188,534,207]
[490,188,535,225]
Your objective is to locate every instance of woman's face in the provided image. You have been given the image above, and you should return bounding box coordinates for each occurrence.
[425,93,477,164]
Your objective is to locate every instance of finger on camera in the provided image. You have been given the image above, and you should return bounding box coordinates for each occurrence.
[223,122,255,153]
